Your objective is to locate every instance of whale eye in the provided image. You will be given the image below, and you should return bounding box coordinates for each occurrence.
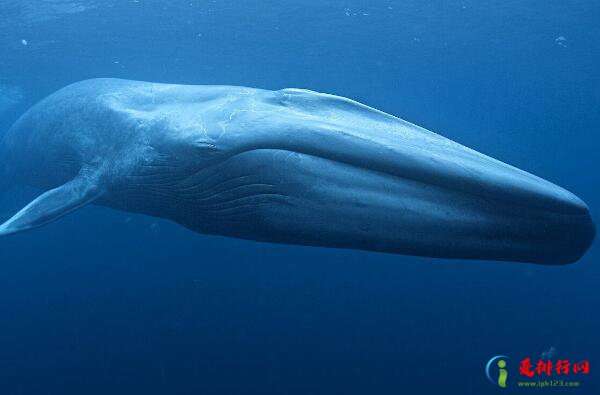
[192,140,217,151]
[190,139,221,158]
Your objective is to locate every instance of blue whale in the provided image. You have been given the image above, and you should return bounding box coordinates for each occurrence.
[0,79,595,264]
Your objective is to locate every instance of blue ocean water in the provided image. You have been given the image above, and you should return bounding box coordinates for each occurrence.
[0,1,598,394]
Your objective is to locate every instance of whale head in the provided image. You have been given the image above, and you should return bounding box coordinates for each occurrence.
[141,87,592,264]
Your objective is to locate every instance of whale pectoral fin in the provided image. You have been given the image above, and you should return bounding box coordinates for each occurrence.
[0,177,102,236]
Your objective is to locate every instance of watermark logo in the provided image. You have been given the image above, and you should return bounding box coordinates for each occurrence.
[486,355,510,388]
[486,354,590,389]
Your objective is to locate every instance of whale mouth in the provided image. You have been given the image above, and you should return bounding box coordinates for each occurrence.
[189,143,595,265]
[289,146,596,265]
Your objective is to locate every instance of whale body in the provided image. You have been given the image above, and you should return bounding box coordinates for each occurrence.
[0,79,595,264]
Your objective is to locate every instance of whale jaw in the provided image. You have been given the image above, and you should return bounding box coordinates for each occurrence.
[169,146,594,265]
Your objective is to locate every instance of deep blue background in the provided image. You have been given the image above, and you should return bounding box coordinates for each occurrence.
[0,1,599,394]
